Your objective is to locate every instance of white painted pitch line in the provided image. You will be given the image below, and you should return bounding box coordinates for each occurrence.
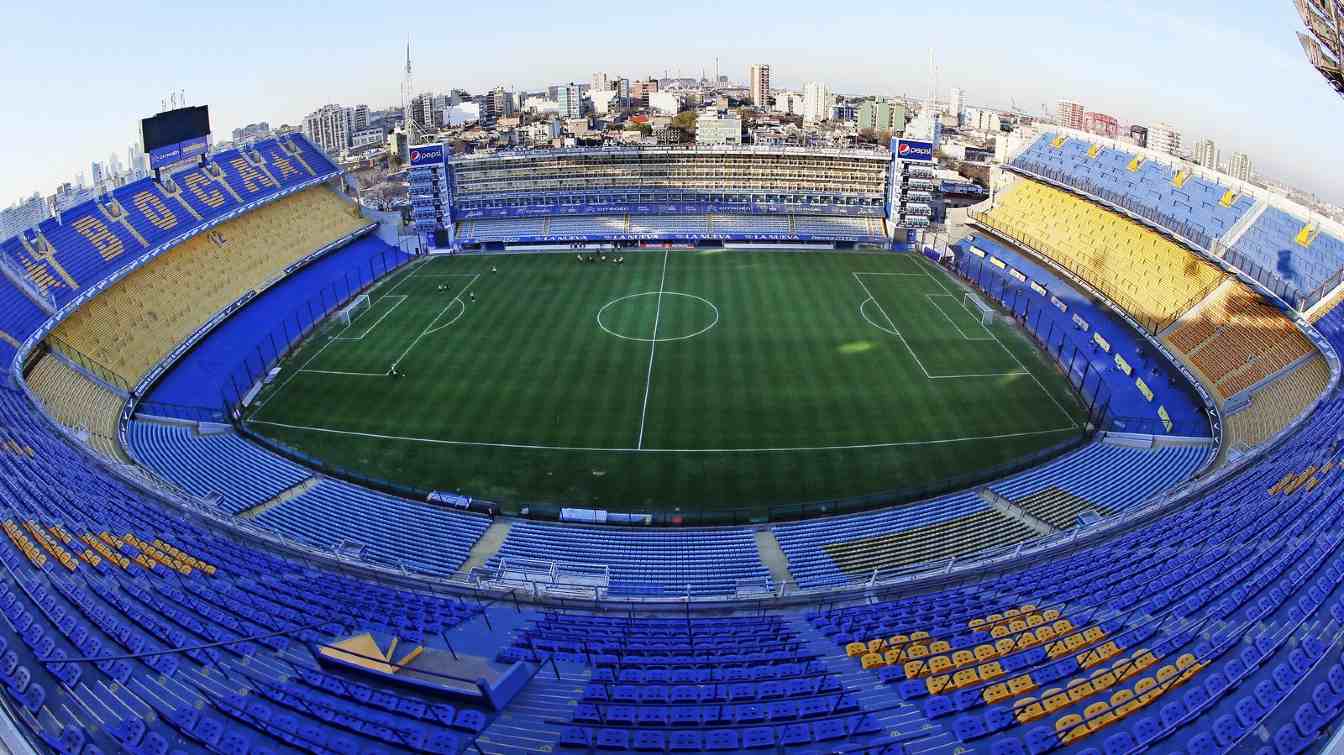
[911,256,1079,427]
[250,330,340,415]
[925,293,995,342]
[852,272,933,379]
[298,369,388,377]
[636,249,671,449]
[247,419,1080,454]
[390,274,481,366]
[333,295,407,341]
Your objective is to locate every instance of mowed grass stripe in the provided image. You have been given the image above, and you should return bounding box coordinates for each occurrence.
[249,250,1090,514]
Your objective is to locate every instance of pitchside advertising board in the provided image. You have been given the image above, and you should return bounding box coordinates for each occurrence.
[409,144,446,166]
[142,105,212,169]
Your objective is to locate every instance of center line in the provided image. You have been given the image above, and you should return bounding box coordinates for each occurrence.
[637,249,670,448]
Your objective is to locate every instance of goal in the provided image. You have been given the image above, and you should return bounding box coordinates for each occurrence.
[336,294,371,327]
[964,293,995,327]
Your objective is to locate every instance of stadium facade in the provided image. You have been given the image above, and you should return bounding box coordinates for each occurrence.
[4,112,1344,753]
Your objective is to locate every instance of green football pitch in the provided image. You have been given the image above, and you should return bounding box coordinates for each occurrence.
[244,249,1090,520]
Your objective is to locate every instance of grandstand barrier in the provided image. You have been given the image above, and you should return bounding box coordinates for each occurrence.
[128,224,379,404]
[951,253,1210,437]
[132,247,412,423]
[968,214,1223,440]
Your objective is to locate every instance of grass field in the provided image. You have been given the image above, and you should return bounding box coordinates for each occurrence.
[245,249,1089,519]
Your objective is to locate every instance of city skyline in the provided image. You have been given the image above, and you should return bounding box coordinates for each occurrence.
[2,0,1341,207]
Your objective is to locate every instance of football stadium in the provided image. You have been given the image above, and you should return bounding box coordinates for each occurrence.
[4,14,1344,755]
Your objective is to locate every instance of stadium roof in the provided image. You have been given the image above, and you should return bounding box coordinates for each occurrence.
[1295,0,1344,97]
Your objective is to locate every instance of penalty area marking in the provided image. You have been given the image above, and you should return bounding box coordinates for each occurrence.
[596,291,721,343]
[925,293,995,342]
[247,419,1080,454]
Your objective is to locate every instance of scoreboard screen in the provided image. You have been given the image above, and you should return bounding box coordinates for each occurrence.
[142,106,212,168]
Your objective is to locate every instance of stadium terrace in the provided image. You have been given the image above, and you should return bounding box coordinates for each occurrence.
[2,106,1344,755]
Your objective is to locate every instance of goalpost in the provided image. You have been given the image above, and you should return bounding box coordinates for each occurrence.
[336,294,372,327]
[964,293,995,327]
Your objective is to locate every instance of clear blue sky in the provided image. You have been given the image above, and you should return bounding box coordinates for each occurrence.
[3,0,1341,205]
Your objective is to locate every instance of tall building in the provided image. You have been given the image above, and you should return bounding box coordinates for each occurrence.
[1083,112,1119,139]
[696,111,742,145]
[481,87,514,123]
[857,100,907,132]
[303,104,355,154]
[1228,152,1253,182]
[1193,139,1219,169]
[0,193,50,241]
[1129,125,1149,148]
[351,105,369,131]
[108,152,123,179]
[591,72,610,95]
[801,82,832,124]
[631,79,658,108]
[409,93,437,131]
[556,83,582,119]
[948,87,965,123]
[1056,100,1086,130]
[1147,122,1183,156]
[749,64,771,108]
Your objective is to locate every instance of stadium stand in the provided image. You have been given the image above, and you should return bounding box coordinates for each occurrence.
[485,521,772,596]
[11,132,1344,753]
[1225,355,1332,449]
[772,442,1209,588]
[975,178,1227,333]
[772,492,1033,588]
[1,136,337,308]
[1228,206,1344,305]
[500,613,909,752]
[808,309,1344,754]
[0,382,495,754]
[127,421,313,514]
[127,421,491,574]
[988,442,1211,527]
[49,186,366,386]
[253,480,491,577]
[1010,132,1256,249]
[0,272,48,368]
[1167,282,1317,399]
[24,354,127,461]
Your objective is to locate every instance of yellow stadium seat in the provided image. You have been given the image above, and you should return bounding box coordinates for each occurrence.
[904,660,926,679]
[1066,678,1094,703]
[1083,700,1117,732]
[867,639,885,654]
[1155,665,1178,687]
[952,669,978,689]
[846,642,867,657]
[1110,688,1139,717]
[975,644,997,661]
[1014,696,1046,723]
[978,661,1005,682]
[983,682,1011,705]
[952,649,977,668]
[1134,676,1159,704]
[861,653,885,670]
[926,674,952,695]
[1042,687,1070,713]
[1008,674,1037,696]
[884,648,903,666]
[928,655,954,676]
[1057,713,1088,743]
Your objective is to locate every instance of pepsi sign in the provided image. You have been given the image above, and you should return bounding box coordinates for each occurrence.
[409,144,445,166]
[895,139,934,162]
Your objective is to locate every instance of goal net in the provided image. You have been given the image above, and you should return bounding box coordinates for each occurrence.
[964,293,994,327]
[336,294,371,327]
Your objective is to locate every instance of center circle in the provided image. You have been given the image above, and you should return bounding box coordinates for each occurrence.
[596,291,720,343]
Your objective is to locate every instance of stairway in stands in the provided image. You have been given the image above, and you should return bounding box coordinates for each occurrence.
[790,616,964,754]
